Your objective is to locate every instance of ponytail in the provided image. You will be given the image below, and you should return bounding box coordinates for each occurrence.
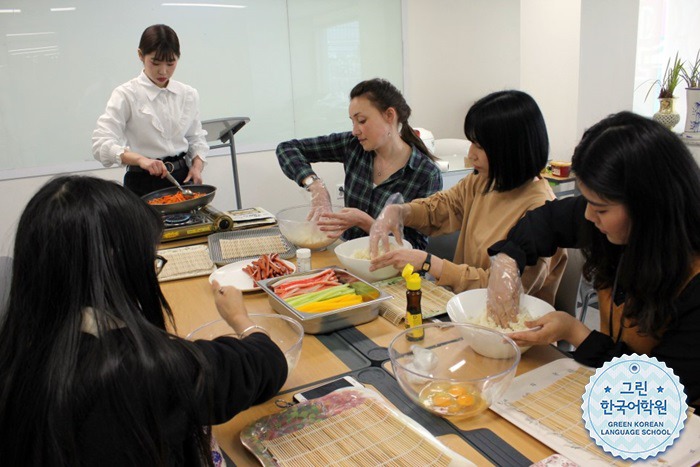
[400,123,437,161]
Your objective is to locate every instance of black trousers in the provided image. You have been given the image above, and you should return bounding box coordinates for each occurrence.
[124,166,190,198]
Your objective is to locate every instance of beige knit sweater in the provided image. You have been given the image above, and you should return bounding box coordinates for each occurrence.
[405,173,568,305]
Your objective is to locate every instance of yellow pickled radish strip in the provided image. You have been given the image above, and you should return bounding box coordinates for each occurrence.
[295,294,363,313]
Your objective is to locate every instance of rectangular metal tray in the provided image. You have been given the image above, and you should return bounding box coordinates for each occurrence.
[257,267,392,334]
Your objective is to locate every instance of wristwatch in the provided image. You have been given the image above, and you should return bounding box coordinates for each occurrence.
[421,253,432,274]
[302,174,320,191]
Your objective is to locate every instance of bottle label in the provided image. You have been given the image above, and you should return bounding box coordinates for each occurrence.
[405,312,424,341]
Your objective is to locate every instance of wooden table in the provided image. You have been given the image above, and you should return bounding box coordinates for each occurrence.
[160,240,566,466]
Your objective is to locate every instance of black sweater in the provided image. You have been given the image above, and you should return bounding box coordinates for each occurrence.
[75,332,287,466]
[489,196,700,408]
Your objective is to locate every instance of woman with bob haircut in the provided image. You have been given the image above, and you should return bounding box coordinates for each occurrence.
[276,77,442,251]
[487,111,700,409]
[0,176,287,466]
[370,90,567,302]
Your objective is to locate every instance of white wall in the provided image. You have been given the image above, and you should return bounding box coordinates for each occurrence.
[577,0,640,138]
[520,0,582,161]
[403,0,521,139]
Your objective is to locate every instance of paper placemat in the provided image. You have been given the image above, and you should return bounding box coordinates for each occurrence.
[372,277,455,325]
[157,244,216,282]
[207,227,296,265]
[491,358,700,467]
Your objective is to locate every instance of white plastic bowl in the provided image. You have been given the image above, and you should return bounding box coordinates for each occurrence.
[334,236,412,282]
[185,313,304,376]
[446,289,554,357]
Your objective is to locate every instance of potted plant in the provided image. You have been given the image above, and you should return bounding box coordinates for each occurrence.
[645,53,684,130]
[681,50,700,138]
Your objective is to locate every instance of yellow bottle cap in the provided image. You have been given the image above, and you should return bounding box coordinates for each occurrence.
[402,264,421,291]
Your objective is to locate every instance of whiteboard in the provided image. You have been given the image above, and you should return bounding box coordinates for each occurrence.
[0,0,402,176]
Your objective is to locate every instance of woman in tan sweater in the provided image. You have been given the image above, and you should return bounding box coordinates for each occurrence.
[369,90,567,304]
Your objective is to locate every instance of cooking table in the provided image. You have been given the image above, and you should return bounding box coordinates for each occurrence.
[160,240,564,466]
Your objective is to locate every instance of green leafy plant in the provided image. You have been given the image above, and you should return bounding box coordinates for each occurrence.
[681,49,700,89]
[645,53,684,100]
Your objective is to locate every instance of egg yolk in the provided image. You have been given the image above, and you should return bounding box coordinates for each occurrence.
[447,385,467,397]
[457,394,475,407]
[431,393,453,407]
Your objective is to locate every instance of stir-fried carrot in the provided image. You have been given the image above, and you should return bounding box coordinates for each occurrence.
[147,192,205,205]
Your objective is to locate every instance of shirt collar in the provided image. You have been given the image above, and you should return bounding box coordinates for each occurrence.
[138,70,182,100]
[406,145,427,171]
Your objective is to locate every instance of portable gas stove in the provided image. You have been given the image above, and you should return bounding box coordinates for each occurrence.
[161,205,233,242]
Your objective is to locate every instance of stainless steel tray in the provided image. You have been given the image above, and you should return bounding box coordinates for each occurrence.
[257,267,392,334]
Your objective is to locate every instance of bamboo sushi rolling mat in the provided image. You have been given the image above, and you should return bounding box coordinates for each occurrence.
[157,245,216,282]
[240,388,472,466]
[208,227,296,265]
[491,358,700,466]
[508,367,629,466]
[373,277,455,325]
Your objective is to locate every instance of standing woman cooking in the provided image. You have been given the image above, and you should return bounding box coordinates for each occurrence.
[92,24,209,197]
[276,78,442,251]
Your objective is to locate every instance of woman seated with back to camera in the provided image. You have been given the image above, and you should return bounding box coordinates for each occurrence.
[486,111,700,409]
[275,78,442,251]
[369,90,567,303]
[0,175,287,466]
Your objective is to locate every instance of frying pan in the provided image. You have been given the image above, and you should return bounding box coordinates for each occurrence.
[141,184,217,215]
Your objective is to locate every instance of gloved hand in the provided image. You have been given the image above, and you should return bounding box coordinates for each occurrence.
[369,193,405,259]
[306,177,333,221]
[486,253,523,328]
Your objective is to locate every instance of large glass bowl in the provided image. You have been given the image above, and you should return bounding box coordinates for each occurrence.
[388,322,520,419]
[186,313,304,376]
[276,205,338,251]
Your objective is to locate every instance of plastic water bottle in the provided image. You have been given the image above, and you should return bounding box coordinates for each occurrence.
[296,248,312,272]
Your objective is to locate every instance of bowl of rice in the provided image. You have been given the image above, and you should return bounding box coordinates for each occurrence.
[333,236,412,282]
[446,288,554,357]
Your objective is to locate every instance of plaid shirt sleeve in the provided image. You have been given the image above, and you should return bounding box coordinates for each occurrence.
[275,132,354,186]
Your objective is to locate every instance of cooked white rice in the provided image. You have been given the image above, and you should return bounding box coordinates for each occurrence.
[465,307,534,332]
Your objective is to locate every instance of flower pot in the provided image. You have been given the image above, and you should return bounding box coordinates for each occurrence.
[682,88,700,140]
[653,97,681,131]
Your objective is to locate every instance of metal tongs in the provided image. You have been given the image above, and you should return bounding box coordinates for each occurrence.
[164,172,194,198]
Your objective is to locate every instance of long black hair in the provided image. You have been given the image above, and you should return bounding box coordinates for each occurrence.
[350,78,438,161]
[0,176,213,466]
[573,111,700,335]
[464,90,549,192]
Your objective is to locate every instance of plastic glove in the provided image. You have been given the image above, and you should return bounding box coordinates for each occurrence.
[306,177,333,221]
[486,253,523,328]
[369,192,405,259]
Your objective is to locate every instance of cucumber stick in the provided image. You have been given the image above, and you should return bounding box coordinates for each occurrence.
[285,284,354,308]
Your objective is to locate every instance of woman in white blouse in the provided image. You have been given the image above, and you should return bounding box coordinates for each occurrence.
[92,24,208,197]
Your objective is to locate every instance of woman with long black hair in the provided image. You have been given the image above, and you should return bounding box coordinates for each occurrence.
[0,176,287,465]
[487,111,700,408]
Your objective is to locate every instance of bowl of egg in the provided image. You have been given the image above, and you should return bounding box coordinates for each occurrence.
[333,236,412,282]
[446,288,554,357]
[388,322,520,419]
